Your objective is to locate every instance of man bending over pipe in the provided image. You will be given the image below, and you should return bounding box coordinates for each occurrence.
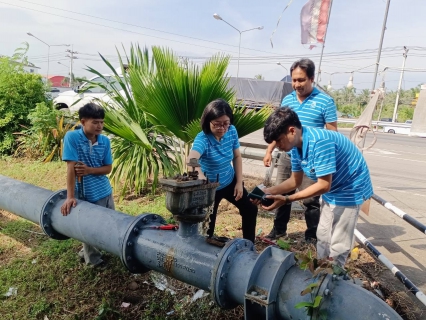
[253,107,373,268]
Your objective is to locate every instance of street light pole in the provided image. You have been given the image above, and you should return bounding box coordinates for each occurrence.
[27,32,69,82]
[392,47,409,122]
[276,62,288,74]
[213,13,263,80]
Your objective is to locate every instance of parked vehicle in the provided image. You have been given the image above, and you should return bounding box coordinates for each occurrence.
[380,118,392,122]
[53,73,124,113]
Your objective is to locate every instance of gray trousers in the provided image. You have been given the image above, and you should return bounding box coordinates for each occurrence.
[274,153,320,239]
[78,193,115,265]
[316,200,360,268]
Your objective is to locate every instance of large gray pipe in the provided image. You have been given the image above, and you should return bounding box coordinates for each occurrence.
[0,175,402,320]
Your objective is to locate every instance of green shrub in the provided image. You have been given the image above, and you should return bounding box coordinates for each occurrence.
[0,43,49,154]
[14,102,78,161]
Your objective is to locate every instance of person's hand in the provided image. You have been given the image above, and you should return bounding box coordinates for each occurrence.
[250,198,262,206]
[263,153,272,167]
[74,162,91,177]
[234,181,243,201]
[61,198,77,216]
[261,194,287,211]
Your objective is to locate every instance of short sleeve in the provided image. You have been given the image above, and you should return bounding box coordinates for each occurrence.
[313,139,336,177]
[103,137,113,165]
[191,133,207,156]
[62,131,78,161]
[290,148,303,172]
[230,126,240,150]
[323,97,338,123]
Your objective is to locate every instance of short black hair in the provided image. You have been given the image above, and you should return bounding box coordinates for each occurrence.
[290,58,315,79]
[78,103,105,120]
[263,107,302,144]
[200,99,233,134]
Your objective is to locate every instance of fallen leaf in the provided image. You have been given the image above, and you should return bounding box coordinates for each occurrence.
[350,247,359,261]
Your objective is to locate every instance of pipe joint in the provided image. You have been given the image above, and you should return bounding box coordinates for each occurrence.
[211,239,255,309]
[40,189,69,240]
[244,246,295,319]
[121,213,166,273]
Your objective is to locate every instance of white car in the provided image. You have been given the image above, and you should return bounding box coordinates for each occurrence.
[382,120,412,135]
[53,74,124,113]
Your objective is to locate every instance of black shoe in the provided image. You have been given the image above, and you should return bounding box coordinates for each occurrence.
[265,227,287,240]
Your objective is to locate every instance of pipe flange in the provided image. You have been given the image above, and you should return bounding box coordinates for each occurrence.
[122,213,166,274]
[211,238,255,309]
[40,189,69,240]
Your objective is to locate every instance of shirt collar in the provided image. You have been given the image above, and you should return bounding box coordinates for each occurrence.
[206,125,232,145]
[78,128,99,145]
[291,87,320,102]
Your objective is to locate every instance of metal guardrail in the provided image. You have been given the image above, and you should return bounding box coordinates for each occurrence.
[355,229,426,307]
[337,118,412,128]
[372,194,426,235]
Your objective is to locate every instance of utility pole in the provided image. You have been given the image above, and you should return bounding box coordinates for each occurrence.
[66,46,78,87]
[371,0,391,91]
[316,0,334,84]
[392,46,409,122]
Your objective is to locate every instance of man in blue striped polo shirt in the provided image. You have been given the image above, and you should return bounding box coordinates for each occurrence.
[60,103,114,267]
[261,108,373,268]
[263,58,337,242]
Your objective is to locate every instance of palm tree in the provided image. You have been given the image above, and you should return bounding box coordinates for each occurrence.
[127,46,272,160]
[84,46,180,197]
[85,45,272,196]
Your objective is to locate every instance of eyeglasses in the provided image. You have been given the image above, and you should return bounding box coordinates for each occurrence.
[210,121,231,129]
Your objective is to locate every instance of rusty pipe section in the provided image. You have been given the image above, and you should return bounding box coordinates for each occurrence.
[0,175,402,320]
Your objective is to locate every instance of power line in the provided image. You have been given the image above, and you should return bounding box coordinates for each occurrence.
[13,0,276,55]
[5,0,425,65]
[0,1,250,57]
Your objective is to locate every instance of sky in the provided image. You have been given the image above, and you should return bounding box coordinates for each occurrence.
[1,0,425,91]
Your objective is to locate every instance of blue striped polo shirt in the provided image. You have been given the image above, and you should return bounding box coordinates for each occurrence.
[281,87,337,128]
[63,129,113,202]
[291,127,373,206]
[191,125,240,190]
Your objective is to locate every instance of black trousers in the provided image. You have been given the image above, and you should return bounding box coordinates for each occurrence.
[275,194,320,240]
[208,176,258,243]
[274,153,320,240]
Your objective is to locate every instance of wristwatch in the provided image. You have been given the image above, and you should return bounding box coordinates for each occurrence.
[285,195,291,203]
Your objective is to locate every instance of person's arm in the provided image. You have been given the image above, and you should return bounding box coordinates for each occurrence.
[324,96,338,131]
[61,161,78,216]
[325,122,338,131]
[233,148,243,201]
[265,170,303,195]
[74,163,112,177]
[263,141,277,167]
[187,149,206,180]
[263,174,332,210]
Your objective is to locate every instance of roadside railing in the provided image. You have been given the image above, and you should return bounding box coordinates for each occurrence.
[355,229,426,307]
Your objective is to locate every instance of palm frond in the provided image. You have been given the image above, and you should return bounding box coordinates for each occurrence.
[232,103,274,138]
